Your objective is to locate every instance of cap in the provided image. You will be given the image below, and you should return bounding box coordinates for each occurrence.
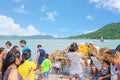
[106,49,118,56]
[115,44,120,52]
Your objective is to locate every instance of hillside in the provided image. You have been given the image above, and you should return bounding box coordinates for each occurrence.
[0,35,55,39]
[69,22,120,39]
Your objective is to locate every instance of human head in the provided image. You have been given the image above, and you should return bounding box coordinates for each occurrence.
[20,40,26,47]
[0,47,6,56]
[12,46,20,51]
[5,41,12,48]
[21,49,31,64]
[2,50,21,76]
[104,49,117,64]
[37,44,42,50]
[44,54,49,59]
[116,44,120,52]
[68,42,78,52]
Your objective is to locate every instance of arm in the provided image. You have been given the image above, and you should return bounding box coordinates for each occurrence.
[0,57,2,70]
[98,74,111,80]
[8,69,19,80]
[35,51,40,65]
[50,64,52,72]
[102,74,111,79]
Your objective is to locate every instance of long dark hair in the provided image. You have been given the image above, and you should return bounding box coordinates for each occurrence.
[2,50,21,76]
[68,42,78,52]
[21,49,31,64]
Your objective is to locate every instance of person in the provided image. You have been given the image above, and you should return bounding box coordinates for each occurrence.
[18,49,36,80]
[20,40,29,52]
[104,49,118,80]
[35,44,46,77]
[66,42,83,80]
[115,44,120,52]
[35,44,46,66]
[0,47,6,69]
[93,60,110,80]
[5,41,12,53]
[2,50,26,80]
[41,54,51,80]
[113,44,120,80]
[20,40,32,61]
[11,46,20,51]
[0,47,6,79]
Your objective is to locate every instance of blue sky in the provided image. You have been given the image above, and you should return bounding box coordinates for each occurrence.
[0,0,120,37]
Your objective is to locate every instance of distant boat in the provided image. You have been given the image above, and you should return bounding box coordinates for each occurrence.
[100,37,104,42]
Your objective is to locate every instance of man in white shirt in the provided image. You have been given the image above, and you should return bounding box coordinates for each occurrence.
[5,41,12,53]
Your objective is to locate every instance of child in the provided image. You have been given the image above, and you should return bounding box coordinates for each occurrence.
[41,54,51,80]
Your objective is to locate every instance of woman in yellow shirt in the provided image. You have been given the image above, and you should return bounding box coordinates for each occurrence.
[18,49,37,80]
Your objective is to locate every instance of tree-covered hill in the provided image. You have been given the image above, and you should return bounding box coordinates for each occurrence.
[68,22,120,39]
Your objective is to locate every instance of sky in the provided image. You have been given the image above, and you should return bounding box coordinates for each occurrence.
[0,0,120,38]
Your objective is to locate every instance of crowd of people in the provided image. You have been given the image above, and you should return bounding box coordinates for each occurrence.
[92,44,120,80]
[0,40,51,80]
[0,39,120,80]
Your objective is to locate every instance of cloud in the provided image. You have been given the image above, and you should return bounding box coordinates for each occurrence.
[0,15,40,36]
[89,0,120,13]
[14,5,29,14]
[13,0,25,3]
[41,5,47,12]
[40,11,58,22]
[83,28,98,34]
[59,28,69,32]
[86,15,94,20]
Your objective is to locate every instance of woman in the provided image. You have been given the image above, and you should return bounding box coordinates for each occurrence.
[11,46,20,51]
[18,49,36,80]
[0,47,6,79]
[66,42,83,80]
[2,50,24,80]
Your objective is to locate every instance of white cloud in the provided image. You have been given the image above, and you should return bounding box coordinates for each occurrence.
[41,5,47,12]
[89,0,120,13]
[83,28,98,34]
[40,11,58,22]
[0,15,40,36]
[13,0,26,3]
[14,5,28,14]
[86,15,94,20]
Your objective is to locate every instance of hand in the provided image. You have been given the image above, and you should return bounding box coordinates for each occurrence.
[115,51,120,63]
[98,77,103,80]
[49,70,52,72]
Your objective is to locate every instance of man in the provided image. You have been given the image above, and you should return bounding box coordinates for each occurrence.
[5,41,12,52]
[20,40,32,61]
[35,44,46,78]
[20,40,29,52]
[104,49,118,80]
[115,44,120,52]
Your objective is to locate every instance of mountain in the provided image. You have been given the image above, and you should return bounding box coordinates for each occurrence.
[0,35,55,39]
[68,22,120,39]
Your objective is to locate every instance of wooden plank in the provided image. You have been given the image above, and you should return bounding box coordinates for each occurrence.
[91,57,102,71]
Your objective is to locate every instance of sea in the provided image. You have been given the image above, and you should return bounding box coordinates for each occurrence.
[0,39,120,60]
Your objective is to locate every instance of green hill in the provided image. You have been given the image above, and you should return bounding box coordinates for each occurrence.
[0,35,55,40]
[69,22,120,39]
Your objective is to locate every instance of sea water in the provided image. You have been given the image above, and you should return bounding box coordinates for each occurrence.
[0,39,119,60]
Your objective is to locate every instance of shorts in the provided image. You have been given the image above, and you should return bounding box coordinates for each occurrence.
[43,71,49,78]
